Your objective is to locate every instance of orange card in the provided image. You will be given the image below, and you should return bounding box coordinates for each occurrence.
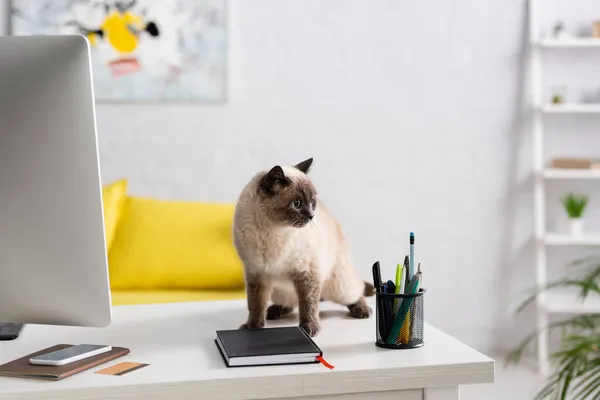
[95,362,149,376]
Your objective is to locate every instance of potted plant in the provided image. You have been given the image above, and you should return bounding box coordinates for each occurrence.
[562,193,589,236]
[508,258,600,399]
[551,86,567,104]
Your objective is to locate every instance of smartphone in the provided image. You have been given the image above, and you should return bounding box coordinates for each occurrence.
[29,344,112,366]
[0,323,24,341]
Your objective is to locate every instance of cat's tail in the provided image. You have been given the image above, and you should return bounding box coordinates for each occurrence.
[363,281,375,297]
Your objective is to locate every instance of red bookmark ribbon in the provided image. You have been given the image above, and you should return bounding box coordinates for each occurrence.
[316,356,335,370]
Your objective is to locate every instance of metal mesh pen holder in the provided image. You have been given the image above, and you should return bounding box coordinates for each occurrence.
[375,289,425,349]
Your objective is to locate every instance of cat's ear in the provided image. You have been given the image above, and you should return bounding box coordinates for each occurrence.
[294,158,313,174]
[259,165,289,195]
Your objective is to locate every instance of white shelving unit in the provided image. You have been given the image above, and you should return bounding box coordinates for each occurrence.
[543,168,600,179]
[535,37,600,48]
[545,234,600,246]
[541,104,600,114]
[544,288,600,314]
[530,0,600,375]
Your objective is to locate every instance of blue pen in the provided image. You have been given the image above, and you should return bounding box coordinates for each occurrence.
[381,282,391,337]
[409,232,415,279]
[386,280,395,294]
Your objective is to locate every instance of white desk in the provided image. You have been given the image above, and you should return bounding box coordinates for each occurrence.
[0,299,494,400]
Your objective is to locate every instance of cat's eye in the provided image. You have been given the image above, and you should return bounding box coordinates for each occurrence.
[293,200,301,209]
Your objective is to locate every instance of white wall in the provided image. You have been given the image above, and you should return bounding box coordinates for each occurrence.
[1,0,565,353]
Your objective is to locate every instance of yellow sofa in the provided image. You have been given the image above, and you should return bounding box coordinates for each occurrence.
[102,179,246,306]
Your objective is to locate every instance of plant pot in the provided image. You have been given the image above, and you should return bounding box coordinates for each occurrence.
[569,218,583,236]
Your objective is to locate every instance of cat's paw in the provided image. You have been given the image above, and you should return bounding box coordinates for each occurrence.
[300,321,321,337]
[239,319,265,330]
[266,304,294,320]
[349,304,372,319]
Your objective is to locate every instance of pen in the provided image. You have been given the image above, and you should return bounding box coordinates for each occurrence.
[382,281,393,330]
[394,264,403,312]
[406,263,422,342]
[401,264,423,344]
[387,268,422,345]
[386,280,396,294]
[372,261,382,293]
[403,255,410,292]
[399,268,406,293]
[409,232,415,279]
[372,261,387,339]
[395,264,402,291]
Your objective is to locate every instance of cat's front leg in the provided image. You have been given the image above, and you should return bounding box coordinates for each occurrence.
[241,273,271,330]
[291,270,321,337]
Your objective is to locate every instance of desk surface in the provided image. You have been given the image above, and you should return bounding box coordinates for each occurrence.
[0,298,494,400]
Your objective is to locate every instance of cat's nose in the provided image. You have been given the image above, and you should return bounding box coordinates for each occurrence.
[308,213,314,220]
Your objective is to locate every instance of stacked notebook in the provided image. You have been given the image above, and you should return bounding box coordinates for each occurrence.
[0,344,129,381]
[215,326,322,367]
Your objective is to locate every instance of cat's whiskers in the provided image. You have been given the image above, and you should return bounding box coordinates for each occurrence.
[292,216,303,228]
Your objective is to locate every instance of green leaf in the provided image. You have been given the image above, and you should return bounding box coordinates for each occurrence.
[532,333,600,399]
[572,363,600,400]
[509,258,600,398]
[513,267,600,317]
[506,314,600,367]
[559,365,574,400]
[575,377,600,400]
[562,193,589,218]
[534,375,560,400]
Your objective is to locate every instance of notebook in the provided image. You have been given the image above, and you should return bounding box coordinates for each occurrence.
[215,327,322,367]
[0,344,129,381]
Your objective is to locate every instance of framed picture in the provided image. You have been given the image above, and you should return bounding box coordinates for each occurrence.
[11,0,227,102]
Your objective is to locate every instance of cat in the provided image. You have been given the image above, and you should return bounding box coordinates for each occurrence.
[232,157,374,337]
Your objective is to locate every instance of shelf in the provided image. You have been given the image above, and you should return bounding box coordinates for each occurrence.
[543,168,600,179]
[535,38,600,48]
[541,104,600,114]
[544,289,600,314]
[545,234,600,246]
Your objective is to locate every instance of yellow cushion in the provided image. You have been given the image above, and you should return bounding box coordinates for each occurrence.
[111,289,246,305]
[102,179,128,253]
[108,197,245,291]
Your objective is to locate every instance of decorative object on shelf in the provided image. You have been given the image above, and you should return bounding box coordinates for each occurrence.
[550,86,567,104]
[11,0,228,102]
[550,157,600,170]
[594,21,600,38]
[508,257,600,400]
[562,193,589,236]
[552,21,569,39]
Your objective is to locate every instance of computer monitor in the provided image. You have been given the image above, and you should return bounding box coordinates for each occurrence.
[0,35,112,327]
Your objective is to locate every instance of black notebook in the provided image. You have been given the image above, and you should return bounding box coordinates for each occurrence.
[215,327,322,367]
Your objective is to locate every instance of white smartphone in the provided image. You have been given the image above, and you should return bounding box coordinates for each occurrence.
[29,344,112,366]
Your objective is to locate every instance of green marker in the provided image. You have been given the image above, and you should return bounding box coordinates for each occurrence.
[386,268,422,345]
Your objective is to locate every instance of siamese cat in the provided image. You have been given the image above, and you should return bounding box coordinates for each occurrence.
[232,158,373,336]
